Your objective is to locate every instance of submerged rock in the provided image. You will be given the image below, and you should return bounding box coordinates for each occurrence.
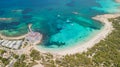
[22,15,33,19]
[0,10,5,15]
[22,8,33,14]
[0,21,20,30]
[66,1,75,7]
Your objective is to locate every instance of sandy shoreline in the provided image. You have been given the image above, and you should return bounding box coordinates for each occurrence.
[115,0,120,3]
[0,34,27,40]
[0,14,120,56]
[34,14,120,55]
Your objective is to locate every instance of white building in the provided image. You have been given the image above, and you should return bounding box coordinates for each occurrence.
[13,40,22,49]
[8,41,16,48]
[2,40,8,46]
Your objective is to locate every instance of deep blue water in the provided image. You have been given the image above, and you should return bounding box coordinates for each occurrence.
[0,0,120,49]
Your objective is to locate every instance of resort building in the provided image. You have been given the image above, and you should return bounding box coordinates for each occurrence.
[13,40,22,49]
[2,40,8,46]
[9,41,16,48]
[0,40,23,49]
[5,41,12,47]
[0,40,4,45]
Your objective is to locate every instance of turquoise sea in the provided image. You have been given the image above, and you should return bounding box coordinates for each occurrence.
[0,0,120,50]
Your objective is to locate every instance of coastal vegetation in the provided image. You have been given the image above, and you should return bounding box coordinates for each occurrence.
[0,49,10,66]
[52,17,120,67]
[30,49,42,61]
[14,54,27,67]
[0,49,6,55]
[0,56,10,66]
[27,17,120,67]
[1,16,120,67]
[8,17,120,67]
[14,50,42,67]
[13,54,19,59]
[0,0,120,67]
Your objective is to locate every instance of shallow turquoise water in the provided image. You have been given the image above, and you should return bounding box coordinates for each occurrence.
[0,0,120,49]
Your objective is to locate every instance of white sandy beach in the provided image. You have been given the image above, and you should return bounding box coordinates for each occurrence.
[116,0,120,3]
[34,14,120,55]
[0,34,27,40]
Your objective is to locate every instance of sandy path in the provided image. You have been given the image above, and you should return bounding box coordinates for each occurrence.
[0,34,27,40]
